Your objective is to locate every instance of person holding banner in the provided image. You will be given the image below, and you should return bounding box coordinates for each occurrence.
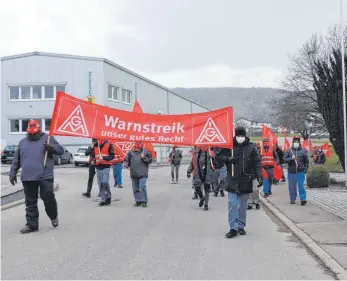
[124,141,153,208]
[93,139,115,206]
[9,119,64,234]
[261,138,279,198]
[187,145,215,211]
[82,139,97,198]
[283,136,308,205]
[215,126,262,238]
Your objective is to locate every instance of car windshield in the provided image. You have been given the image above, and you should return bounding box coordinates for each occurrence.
[4,145,17,151]
[77,148,87,153]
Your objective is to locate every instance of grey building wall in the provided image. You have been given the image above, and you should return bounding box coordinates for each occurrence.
[1,52,210,156]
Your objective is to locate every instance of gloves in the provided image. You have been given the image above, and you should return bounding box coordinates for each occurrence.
[9,175,17,186]
[44,143,54,153]
[187,172,191,179]
[257,177,263,187]
[228,156,237,164]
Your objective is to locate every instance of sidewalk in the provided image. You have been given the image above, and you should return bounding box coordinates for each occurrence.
[261,182,347,279]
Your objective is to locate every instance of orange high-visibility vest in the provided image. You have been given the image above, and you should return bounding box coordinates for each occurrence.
[94,142,113,165]
[262,149,275,167]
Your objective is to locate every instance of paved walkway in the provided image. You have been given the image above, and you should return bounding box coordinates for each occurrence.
[1,166,334,280]
[263,181,347,275]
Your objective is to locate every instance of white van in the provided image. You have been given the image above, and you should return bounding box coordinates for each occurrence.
[74,146,90,166]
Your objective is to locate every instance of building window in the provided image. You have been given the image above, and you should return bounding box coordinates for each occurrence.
[108,85,119,101]
[9,87,20,100]
[9,118,50,134]
[9,85,66,101]
[122,89,132,104]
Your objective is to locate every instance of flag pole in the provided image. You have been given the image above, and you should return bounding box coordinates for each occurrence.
[340,0,347,186]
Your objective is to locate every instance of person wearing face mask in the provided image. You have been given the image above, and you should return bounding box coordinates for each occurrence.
[93,138,115,206]
[169,145,182,184]
[9,119,64,234]
[187,145,215,211]
[124,141,153,207]
[261,138,279,198]
[215,126,262,238]
[283,136,309,205]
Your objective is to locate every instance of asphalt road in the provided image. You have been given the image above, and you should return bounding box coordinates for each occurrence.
[1,165,334,280]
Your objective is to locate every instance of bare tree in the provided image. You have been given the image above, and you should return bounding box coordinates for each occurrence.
[271,26,347,136]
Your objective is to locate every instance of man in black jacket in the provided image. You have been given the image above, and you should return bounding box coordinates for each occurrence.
[82,139,97,198]
[215,126,262,238]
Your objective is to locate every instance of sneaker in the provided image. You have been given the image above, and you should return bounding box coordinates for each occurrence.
[99,201,106,206]
[220,191,225,197]
[174,181,178,184]
[141,202,148,208]
[105,198,111,205]
[214,192,218,197]
[82,192,91,198]
[199,198,204,207]
[290,201,295,204]
[171,180,175,184]
[238,228,246,235]
[247,205,253,210]
[280,179,286,183]
[226,229,238,239]
[204,204,208,211]
[134,202,141,207]
[51,218,59,228]
[264,194,269,198]
[20,226,38,234]
[118,185,123,188]
[301,200,307,206]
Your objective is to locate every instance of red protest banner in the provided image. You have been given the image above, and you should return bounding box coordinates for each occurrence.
[113,100,157,158]
[50,92,234,148]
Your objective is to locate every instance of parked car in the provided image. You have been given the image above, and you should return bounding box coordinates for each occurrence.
[1,145,18,164]
[74,146,90,166]
[53,147,73,165]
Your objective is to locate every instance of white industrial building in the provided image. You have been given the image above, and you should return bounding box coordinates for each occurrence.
[0,51,209,162]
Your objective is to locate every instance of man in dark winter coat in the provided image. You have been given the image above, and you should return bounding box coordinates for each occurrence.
[215,126,262,238]
[82,139,97,198]
[283,136,309,205]
[124,141,152,208]
[9,119,64,234]
[169,145,182,184]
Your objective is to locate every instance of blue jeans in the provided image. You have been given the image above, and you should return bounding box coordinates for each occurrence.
[288,172,306,202]
[112,163,123,185]
[263,167,273,195]
[96,168,111,202]
[228,192,249,230]
[131,177,148,203]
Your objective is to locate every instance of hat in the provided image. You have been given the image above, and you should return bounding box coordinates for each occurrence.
[235,126,246,137]
[293,136,301,142]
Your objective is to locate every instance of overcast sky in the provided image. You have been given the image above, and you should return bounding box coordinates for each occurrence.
[0,0,345,88]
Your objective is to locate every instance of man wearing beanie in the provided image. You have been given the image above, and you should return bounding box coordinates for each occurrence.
[215,126,262,238]
[283,136,308,205]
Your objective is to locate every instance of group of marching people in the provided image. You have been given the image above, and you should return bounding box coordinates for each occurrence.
[8,119,309,238]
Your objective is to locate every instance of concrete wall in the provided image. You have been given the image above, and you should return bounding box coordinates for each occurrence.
[1,55,103,147]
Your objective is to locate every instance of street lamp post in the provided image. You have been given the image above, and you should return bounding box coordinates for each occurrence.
[340,0,347,186]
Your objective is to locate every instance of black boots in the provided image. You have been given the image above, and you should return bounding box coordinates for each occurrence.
[82,192,91,198]
[52,217,59,227]
[226,229,238,238]
[20,226,38,234]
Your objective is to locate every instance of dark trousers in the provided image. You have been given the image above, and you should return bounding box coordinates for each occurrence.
[86,164,96,194]
[23,178,58,230]
[195,183,211,205]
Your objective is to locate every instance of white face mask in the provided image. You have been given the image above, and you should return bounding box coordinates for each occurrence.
[236,136,245,144]
[293,143,299,148]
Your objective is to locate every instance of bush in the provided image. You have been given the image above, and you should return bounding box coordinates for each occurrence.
[306,165,330,188]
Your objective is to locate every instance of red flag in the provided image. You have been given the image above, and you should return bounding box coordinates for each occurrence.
[321,143,332,158]
[302,139,312,152]
[280,126,291,151]
[273,164,283,181]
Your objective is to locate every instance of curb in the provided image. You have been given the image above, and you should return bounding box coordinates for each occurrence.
[1,183,60,211]
[259,195,347,280]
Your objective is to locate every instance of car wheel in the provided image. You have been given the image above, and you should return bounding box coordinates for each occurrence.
[56,157,61,165]
[68,155,73,164]
[75,162,79,167]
